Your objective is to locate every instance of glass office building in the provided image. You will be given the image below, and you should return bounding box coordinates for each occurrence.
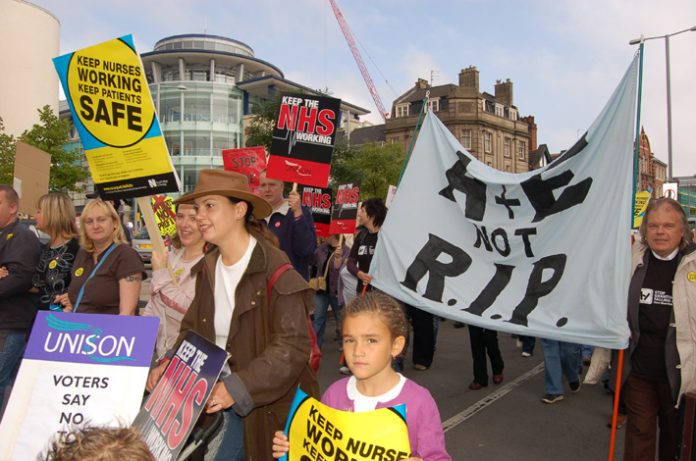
[142,34,369,194]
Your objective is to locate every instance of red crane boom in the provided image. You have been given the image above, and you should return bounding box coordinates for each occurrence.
[328,0,389,122]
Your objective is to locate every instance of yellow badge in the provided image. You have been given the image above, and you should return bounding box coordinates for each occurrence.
[174,268,184,277]
[6,233,13,240]
[74,267,84,277]
[49,259,58,269]
[688,272,696,283]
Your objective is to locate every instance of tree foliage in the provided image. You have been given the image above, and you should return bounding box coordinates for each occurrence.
[19,105,88,192]
[244,94,283,151]
[330,141,404,200]
[0,118,16,185]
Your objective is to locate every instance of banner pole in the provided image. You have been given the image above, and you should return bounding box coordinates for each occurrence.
[396,90,430,186]
[631,44,645,223]
[608,348,626,461]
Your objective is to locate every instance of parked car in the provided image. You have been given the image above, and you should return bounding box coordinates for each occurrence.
[132,227,152,264]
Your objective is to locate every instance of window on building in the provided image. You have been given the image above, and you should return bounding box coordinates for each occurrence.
[504,138,512,157]
[461,129,472,149]
[495,104,504,117]
[396,104,410,118]
[428,98,440,112]
[509,108,518,120]
[484,132,492,153]
[517,140,527,159]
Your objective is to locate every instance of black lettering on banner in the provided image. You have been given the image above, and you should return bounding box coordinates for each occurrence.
[464,263,515,316]
[439,151,487,221]
[495,185,521,219]
[401,234,471,302]
[514,228,537,258]
[473,225,510,257]
[508,254,567,326]
[521,170,592,223]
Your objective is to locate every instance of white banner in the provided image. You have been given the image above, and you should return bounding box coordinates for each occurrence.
[371,56,639,349]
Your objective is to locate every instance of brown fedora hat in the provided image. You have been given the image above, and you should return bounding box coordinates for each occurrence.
[174,169,272,219]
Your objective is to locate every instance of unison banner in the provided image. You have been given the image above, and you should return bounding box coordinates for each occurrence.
[0,312,158,460]
[371,56,639,349]
[53,35,180,200]
[281,388,410,461]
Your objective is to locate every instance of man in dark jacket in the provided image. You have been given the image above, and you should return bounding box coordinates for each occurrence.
[257,171,316,280]
[0,185,41,411]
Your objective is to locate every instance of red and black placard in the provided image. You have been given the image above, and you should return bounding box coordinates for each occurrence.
[301,186,333,238]
[329,183,360,235]
[267,93,341,188]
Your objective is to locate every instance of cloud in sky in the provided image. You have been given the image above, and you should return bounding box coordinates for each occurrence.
[34,0,696,176]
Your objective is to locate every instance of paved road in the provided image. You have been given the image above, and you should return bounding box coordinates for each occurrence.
[139,278,626,460]
[316,315,625,461]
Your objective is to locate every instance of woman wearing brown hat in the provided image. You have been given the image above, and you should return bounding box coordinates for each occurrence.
[146,169,318,461]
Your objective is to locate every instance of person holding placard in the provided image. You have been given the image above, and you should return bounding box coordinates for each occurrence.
[30,193,80,312]
[258,171,317,280]
[142,203,205,359]
[147,170,318,461]
[54,199,145,315]
[0,185,41,411]
[311,234,349,349]
[273,292,451,460]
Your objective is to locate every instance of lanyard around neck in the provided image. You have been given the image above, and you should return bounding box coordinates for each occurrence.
[74,243,118,313]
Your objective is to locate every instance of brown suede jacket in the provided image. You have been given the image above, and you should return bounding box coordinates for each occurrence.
[176,234,318,460]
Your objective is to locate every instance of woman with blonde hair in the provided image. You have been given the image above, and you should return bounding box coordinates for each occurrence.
[143,203,205,359]
[32,193,80,311]
[55,199,145,315]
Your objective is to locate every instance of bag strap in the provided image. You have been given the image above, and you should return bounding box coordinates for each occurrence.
[267,262,294,300]
[321,250,334,278]
[74,243,118,313]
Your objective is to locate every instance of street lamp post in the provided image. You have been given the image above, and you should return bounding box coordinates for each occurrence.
[630,25,696,181]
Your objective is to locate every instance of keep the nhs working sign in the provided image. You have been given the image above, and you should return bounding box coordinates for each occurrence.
[0,312,158,461]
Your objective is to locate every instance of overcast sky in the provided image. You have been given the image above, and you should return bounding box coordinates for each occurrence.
[34,0,696,176]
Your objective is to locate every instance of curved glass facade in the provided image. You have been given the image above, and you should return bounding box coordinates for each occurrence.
[143,34,283,194]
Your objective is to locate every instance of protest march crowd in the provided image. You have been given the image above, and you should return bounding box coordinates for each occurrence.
[1,171,696,460]
[1,36,696,461]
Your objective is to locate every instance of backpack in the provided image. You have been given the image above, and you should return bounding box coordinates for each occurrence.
[267,263,322,373]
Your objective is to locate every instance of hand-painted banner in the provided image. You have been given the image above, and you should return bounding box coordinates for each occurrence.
[151,194,177,238]
[222,146,267,194]
[281,388,410,461]
[267,93,341,188]
[133,332,227,461]
[329,183,360,235]
[301,186,333,237]
[0,312,158,460]
[53,35,180,200]
[371,56,639,349]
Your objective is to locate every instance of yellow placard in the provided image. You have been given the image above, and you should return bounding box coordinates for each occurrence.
[151,195,177,238]
[633,191,651,229]
[285,389,411,461]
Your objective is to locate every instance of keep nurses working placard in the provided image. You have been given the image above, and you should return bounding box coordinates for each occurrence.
[0,312,158,460]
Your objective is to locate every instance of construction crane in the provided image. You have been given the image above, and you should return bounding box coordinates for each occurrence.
[328,0,389,122]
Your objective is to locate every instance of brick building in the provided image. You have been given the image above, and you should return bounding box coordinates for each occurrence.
[384,66,537,172]
[637,127,667,197]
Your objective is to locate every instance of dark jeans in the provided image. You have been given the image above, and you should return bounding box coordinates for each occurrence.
[624,374,677,461]
[0,331,26,411]
[468,326,504,386]
[407,304,435,367]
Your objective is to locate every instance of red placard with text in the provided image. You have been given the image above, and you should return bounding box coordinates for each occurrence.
[267,93,341,188]
[301,186,333,237]
[222,146,267,193]
[329,183,360,235]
